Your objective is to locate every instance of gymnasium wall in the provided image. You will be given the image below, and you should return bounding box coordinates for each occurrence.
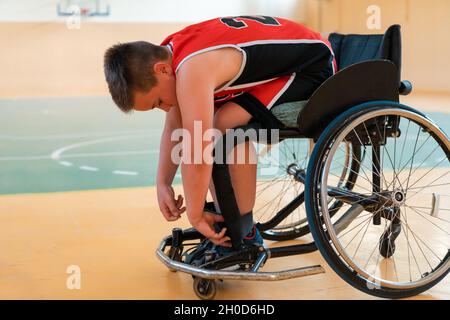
[0,0,302,98]
[306,0,450,93]
[0,22,187,98]
[0,0,448,98]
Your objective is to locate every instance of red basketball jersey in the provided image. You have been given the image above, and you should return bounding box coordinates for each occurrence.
[161,16,336,108]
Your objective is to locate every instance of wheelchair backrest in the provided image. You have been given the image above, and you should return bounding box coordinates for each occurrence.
[329,25,402,82]
[295,26,404,138]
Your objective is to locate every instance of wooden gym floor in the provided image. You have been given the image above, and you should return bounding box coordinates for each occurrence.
[0,93,449,299]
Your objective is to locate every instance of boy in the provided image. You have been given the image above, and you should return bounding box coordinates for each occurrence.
[103,16,335,249]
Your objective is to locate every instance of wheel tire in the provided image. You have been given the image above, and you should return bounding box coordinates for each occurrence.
[193,277,217,300]
[305,101,450,299]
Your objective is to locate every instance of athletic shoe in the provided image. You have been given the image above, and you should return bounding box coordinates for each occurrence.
[214,225,264,256]
[243,225,264,247]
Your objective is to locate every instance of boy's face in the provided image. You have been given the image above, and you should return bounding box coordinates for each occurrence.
[132,61,177,112]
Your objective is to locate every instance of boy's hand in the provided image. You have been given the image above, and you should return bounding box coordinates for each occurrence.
[157,185,186,221]
[192,212,232,247]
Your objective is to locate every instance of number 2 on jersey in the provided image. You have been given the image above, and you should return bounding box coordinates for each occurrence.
[220,16,281,29]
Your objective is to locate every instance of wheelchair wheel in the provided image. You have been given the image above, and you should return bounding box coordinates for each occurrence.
[306,102,450,298]
[254,133,361,241]
[193,277,216,300]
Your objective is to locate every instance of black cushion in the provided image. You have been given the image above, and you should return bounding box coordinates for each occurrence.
[329,33,384,69]
[329,25,402,83]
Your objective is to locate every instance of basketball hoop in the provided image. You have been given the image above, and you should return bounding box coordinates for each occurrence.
[80,7,90,16]
[57,0,110,18]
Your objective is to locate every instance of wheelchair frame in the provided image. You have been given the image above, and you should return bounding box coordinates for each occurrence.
[156,25,449,299]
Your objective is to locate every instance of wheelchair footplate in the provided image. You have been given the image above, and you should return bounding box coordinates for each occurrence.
[156,227,325,300]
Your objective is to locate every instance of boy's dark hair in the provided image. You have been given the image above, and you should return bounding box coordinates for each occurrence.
[103,41,169,113]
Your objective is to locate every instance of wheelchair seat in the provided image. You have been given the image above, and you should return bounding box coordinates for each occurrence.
[246,25,409,136]
[273,25,411,132]
[270,100,308,128]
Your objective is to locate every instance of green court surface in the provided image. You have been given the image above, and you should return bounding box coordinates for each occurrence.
[1,96,450,195]
[0,96,179,195]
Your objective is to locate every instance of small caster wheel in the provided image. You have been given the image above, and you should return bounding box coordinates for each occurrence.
[379,238,396,258]
[193,277,216,300]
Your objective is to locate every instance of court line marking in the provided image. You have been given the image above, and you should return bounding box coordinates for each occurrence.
[0,130,158,141]
[0,149,158,161]
[59,150,159,158]
[50,134,156,177]
[113,170,138,176]
[79,166,99,172]
[0,155,51,161]
[51,134,155,160]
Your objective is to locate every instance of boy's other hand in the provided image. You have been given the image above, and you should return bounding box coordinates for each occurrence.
[157,185,186,221]
[193,212,232,247]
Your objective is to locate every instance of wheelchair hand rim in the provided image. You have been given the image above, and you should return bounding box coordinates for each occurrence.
[319,107,450,290]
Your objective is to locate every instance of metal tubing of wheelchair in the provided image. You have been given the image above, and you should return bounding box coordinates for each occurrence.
[251,251,268,272]
[171,228,183,247]
[257,192,305,231]
[372,144,382,225]
[333,203,366,235]
[156,238,325,281]
[380,207,402,242]
[288,165,306,183]
[164,229,204,247]
[279,129,305,140]
[286,165,372,207]
[267,243,318,258]
[327,186,374,206]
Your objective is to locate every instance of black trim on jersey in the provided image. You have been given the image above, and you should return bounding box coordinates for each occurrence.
[232,42,333,86]
[231,93,285,129]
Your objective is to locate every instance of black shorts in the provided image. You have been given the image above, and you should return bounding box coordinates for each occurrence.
[229,58,334,128]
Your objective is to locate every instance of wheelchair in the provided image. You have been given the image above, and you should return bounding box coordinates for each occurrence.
[157,25,450,299]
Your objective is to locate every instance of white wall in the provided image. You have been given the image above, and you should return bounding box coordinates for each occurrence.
[0,0,306,23]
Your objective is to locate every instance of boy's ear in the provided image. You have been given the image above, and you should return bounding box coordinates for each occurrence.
[153,61,172,75]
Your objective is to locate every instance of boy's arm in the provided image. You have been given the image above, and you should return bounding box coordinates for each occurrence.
[157,105,182,186]
[156,106,186,221]
[176,57,230,246]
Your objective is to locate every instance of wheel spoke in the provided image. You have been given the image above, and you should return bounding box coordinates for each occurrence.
[318,107,449,289]
[403,204,450,235]
[374,117,404,190]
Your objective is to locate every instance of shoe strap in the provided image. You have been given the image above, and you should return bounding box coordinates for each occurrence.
[244,225,256,240]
